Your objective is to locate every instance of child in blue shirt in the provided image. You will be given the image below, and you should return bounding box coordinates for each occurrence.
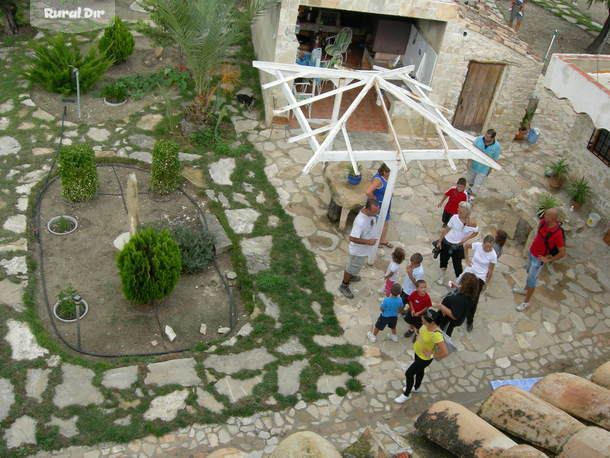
[367,283,404,343]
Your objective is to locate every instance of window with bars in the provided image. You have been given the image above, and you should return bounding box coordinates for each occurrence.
[588,129,610,166]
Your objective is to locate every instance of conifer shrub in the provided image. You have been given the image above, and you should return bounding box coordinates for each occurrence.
[150,140,181,195]
[117,227,182,304]
[171,225,215,274]
[57,144,98,201]
[24,34,112,95]
[98,16,135,64]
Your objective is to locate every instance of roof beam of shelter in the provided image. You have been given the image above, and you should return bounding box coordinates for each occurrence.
[374,81,409,172]
[288,123,334,144]
[303,75,377,174]
[273,79,367,115]
[377,78,445,128]
[435,124,456,171]
[262,69,316,90]
[341,125,359,176]
[274,70,320,153]
[254,60,376,80]
[317,149,482,162]
[373,65,432,91]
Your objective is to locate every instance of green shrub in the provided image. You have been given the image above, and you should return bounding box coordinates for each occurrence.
[55,286,84,320]
[103,66,192,100]
[98,16,135,64]
[346,378,363,392]
[255,273,288,293]
[150,140,181,195]
[171,225,215,274]
[24,34,112,95]
[117,227,182,304]
[58,144,98,201]
[101,82,128,103]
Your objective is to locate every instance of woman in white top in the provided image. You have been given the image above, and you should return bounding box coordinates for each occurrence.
[460,235,497,332]
[435,201,479,285]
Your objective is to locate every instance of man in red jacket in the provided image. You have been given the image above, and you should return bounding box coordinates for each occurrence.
[513,208,566,312]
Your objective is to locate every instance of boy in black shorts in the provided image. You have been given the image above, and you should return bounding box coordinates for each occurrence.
[367,283,404,343]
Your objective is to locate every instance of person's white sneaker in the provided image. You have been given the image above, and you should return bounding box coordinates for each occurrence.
[516,302,530,312]
[403,385,419,393]
[513,287,527,295]
[367,331,377,343]
[394,393,411,404]
[388,334,398,342]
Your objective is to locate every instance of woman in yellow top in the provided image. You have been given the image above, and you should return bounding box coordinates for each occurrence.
[395,309,448,403]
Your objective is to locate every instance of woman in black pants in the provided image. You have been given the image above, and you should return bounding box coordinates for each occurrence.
[394,309,448,403]
[434,202,478,286]
[438,273,479,336]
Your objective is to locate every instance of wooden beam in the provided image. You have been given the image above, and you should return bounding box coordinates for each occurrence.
[262,69,314,89]
[373,65,432,91]
[373,81,409,172]
[254,60,376,80]
[341,125,359,176]
[288,123,334,144]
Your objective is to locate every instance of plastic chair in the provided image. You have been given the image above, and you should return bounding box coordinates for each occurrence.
[292,81,315,118]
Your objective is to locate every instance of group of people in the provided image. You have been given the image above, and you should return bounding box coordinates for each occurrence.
[337,128,567,403]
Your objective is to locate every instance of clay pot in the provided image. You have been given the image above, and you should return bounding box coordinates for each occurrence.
[548,176,563,190]
[592,361,610,389]
[531,372,610,430]
[558,426,610,458]
[415,400,516,457]
[514,127,528,141]
[479,385,584,454]
[570,200,582,210]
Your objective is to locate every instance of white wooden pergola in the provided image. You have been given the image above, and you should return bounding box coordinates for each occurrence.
[253,61,501,263]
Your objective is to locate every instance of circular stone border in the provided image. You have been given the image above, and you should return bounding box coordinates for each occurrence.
[53,298,89,323]
[47,215,79,236]
[103,97,128,107]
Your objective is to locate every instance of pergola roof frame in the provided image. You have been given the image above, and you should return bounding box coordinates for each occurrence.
[253,61,501,263]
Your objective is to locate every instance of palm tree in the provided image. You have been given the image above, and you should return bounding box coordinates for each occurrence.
[586,0,610,53]
[139,0,274,125]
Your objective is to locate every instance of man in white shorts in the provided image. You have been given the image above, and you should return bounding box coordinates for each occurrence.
[339,199,379,299]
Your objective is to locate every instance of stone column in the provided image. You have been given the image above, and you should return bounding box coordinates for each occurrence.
[592,361,610,390]
[126,173,139,236]
[415,400,517,457]
[479,385,584,454]
[531,372,610,430]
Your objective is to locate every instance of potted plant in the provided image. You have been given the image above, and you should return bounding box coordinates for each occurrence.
[102,82,128,106]
[547,158,570,190]
[567,177,592,210]
[536,192,561,218]
[514,106,535,141]
[47,215,78,235]
[346,165,361,185]
[53,286,88,323]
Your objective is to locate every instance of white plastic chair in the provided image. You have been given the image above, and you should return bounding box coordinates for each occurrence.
[292,81,315,118]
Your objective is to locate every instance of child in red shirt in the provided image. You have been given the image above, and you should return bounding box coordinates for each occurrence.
[403,280,432,338]
[437,177,468,226]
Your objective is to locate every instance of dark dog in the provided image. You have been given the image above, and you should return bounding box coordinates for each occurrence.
[236,94,255,109]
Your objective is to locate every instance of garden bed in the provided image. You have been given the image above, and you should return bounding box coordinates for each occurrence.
[37,164,242,356]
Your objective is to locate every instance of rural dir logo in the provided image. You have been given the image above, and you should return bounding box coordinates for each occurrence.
[31,0,116,33]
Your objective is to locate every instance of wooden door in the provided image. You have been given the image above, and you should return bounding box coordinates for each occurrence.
[452,62,505,133]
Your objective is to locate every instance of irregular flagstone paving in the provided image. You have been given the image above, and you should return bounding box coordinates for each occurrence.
[203,348,277,374]
[53,364,104,408]
[144,358,202,387]
[143,390,189,422]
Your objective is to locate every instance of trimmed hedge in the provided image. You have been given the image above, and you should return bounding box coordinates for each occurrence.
[150,140,181,195]
[58,144,98,201]
[117,227,182,304]
[98,16,135,64]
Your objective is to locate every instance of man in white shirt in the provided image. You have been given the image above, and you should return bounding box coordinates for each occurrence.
[339,199,379,299]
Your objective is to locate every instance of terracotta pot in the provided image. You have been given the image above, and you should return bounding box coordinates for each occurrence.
[548,176,563,190]
[514,127,528,141]
[570,200,582,210]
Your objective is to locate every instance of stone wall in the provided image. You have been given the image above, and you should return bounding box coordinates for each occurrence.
[536,87,610,217]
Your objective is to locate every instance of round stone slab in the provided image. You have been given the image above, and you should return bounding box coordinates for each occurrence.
[0,136,21,156]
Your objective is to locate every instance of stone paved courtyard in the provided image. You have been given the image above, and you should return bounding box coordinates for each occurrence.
[0,2,609,457]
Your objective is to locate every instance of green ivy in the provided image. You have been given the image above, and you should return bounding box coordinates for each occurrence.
[102,66,192,100]
[57,144,98,201]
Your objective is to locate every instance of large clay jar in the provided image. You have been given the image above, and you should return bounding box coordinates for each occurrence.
[558,426,610,458]
[592,361,610,390]
[415,400,516,457]
[270,431,341,458]
[479,385,584,454]
[531,372,610,430]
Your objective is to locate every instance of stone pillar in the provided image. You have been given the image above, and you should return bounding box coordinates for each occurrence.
[415,400,517,457]
[531,372,610,430]
[558,426,610,458]
[126,173,139,236]
[479,385,584,454]
[592,361,610,390]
